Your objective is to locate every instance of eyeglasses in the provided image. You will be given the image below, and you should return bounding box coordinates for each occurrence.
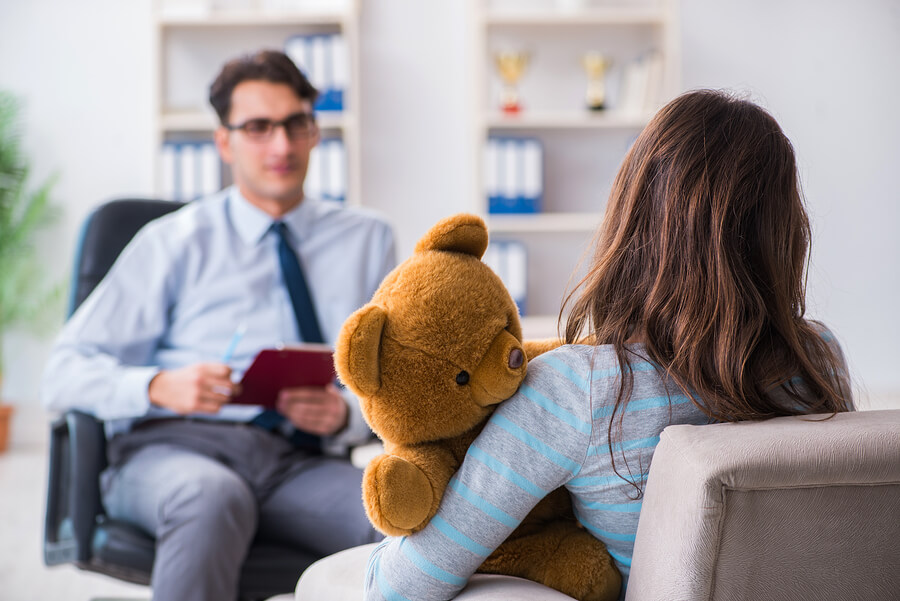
[225,111,317,141]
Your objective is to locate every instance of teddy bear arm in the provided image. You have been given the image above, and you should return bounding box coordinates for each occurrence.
[363,444,457,537]
[480,520,621,601]
[396,442,459,498]
[478,489,621,601]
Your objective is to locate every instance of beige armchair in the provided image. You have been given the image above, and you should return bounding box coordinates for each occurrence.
[296,409,900,601]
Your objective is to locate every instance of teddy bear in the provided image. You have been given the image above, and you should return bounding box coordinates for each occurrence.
[334,213,621,601]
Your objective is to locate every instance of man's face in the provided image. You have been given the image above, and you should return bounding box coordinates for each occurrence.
[215,80,318,215]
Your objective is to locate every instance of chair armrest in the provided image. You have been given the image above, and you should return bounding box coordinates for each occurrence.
[626,410,900,601]
[350,440,383,469]
[43,410,108,565]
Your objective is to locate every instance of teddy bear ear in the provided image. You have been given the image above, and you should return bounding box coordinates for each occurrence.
[414,213,488,259]
[334,304,387,397]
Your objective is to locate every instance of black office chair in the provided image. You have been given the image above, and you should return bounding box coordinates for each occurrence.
[43,198,319,600]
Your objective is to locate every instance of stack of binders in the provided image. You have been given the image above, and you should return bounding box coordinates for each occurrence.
[483,240,528,316]
[484,137,543,214]
[284,33,348,112]
[305,138,346,203]
[160,141,221,202]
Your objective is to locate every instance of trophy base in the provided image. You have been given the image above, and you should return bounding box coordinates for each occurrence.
[501,101,523,114]
[587,102,606,111]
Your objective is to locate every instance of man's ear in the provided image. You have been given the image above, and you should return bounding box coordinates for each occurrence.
[334,304,386,397]
[214,126,233,165]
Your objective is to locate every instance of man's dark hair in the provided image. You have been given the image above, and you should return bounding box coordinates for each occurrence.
[209,49,318,124]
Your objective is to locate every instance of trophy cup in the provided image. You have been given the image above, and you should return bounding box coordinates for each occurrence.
[494,50,530,114]
[582,51,612,111]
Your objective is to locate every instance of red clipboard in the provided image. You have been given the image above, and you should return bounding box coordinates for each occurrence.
[230,345,336,409]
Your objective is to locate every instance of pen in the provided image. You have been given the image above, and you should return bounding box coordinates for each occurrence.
[222,321,247,363]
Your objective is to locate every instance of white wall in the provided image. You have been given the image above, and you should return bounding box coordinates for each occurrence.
[680,0,900,407]
[0,0,897,410]
[358,0,473,256]
[0,0,155,420]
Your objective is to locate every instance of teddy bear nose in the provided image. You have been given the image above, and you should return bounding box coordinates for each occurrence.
[508,348,524,369]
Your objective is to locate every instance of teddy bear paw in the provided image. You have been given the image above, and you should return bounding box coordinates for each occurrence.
[363,455,435,536]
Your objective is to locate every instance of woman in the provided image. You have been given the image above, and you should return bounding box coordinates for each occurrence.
[365,89,853,601]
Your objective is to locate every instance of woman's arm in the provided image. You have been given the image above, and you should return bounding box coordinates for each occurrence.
[364,350,593,601]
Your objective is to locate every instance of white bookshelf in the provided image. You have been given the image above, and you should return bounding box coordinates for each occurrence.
[470,0,680,337]
[151,0,362,205]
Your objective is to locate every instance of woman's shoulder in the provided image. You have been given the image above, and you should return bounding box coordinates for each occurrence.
[807,319,837,342]
[525,344,641,405]
[528,343,595,380]
[804,319,849,370]
[530,343,655,374]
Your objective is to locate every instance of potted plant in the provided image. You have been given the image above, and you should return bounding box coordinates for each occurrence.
[0,91,60,452]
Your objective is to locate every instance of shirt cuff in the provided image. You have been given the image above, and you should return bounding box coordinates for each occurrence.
[107,365,159,420]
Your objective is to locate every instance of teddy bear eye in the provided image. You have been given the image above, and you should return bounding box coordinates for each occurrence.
[456,371,470,385]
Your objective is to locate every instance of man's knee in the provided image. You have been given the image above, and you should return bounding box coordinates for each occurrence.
[149,470,256,599]
[159,470,257,541]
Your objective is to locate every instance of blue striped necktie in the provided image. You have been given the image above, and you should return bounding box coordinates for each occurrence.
[251,221,324,453]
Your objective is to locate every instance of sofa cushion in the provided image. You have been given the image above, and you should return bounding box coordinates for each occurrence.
[294,543,576,600]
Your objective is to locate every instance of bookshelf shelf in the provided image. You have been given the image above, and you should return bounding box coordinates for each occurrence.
[158,12,349,28]
[485,7,667,26]
[159,110,217,132]
[521,315,564,339]
[488,212,603,233]
[485,110,652,130]
[160,110,351,132]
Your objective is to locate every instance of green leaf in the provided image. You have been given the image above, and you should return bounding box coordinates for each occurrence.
[0,90,64,357]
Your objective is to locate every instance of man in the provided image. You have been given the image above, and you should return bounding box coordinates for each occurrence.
[42,50,394,600]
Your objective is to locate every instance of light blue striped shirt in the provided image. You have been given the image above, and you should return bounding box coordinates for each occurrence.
[41,187,396,454]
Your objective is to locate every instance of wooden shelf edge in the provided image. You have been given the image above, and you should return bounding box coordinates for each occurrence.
[485,7,667,26]
[160,111,350,133]
[520,315,565,340]
[158,11,350,27]
[487,212,603,233]
[485,110,653,130]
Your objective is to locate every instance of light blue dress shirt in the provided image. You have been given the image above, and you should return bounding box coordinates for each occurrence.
[41,187,397,454]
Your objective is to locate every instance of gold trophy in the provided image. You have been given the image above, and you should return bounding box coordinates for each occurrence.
[582,51,612,111]
[494,50,530,114]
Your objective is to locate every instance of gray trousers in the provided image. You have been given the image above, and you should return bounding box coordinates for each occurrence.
[101,420,382,601]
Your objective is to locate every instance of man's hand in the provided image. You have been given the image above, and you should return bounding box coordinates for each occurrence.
[277,383,348,436]
[148,363,237,415]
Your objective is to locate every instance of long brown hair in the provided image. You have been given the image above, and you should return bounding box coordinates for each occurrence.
[564,90,852,439]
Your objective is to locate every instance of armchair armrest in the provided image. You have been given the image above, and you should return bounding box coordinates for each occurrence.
[44,410,108,566]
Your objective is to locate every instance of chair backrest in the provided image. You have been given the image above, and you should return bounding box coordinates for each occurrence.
[47,199,184,568]
[68,199,184,316]
[626,409,900,601]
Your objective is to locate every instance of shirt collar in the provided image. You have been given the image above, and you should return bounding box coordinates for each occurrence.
[228,186,317,245]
